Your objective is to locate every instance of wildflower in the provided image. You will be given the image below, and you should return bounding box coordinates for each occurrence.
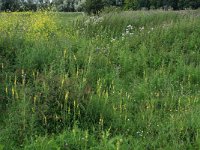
[116,65,121,75]
[119,139,123,143]
[21,73,26,78]
[127,25,133,30]
[139,26,144,31]
[84,19,90,25]
[136,130,143,137]
[130,33,134,35]
[111,38,116,42]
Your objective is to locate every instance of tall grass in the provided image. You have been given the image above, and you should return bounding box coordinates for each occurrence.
[0,10,200,149]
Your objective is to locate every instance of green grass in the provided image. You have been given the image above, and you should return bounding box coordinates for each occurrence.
[0,10,200,149]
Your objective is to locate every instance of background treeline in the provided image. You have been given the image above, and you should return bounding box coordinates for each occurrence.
[0,0,200,13]
[124,0,200,10]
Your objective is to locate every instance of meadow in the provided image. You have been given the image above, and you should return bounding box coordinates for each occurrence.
[0,10,200,149]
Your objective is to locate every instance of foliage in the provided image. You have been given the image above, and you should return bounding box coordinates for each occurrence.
[84,0,104,14]
[0,0,199,12]
[0,10,200,149]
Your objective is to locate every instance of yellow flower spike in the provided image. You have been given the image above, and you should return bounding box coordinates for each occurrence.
[68,107,71,114]
[194,96,198,103]
[55,114,59,121]
[22,79,25,86]
[64,49,67,58]
[188,74,191,81]
[88,55,91,64]
[178,98,181,108]
[32,71,35,78]
[112,105,117,111]
[188,97,191,106]
[116,141,120,150]
[61,77,65,87]
[78,110,80,116]
[34,96,37,105]
[156,92,160,97]
[125,115,127,121]
[14,75,17,86]
[1,63,3,69]
[12,86,15,97]
[73,54,77,61]
[72,128,76,136]
[16,91,19,100]
[5,86,8,95]
[124,104,127,110]
[105,90,108,99]
[22,69,24,75]
[99,116,104,127]
[85,130,88,140]
[64,91,69,103]
[83,77,86,83]
[97,78,102,97]
[44,115,47,125]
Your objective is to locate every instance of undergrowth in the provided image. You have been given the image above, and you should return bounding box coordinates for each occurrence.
[0,10,200,149]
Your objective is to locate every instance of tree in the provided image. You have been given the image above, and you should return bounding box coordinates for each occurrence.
[74,0,86,11]
[124,0,137,10]
[84,0,104,14]
[0,0,199,12]
[189,0,200,9]
[168,0,179,10]
[0,0,2,11]
[1,0,21,11]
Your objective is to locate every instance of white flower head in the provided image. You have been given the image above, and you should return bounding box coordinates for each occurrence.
[126,30,129,34]
[139,26,144,31]
[111,38,116,42]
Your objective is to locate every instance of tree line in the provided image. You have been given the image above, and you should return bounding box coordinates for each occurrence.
[0,0,199,12]
[124,0,200,10]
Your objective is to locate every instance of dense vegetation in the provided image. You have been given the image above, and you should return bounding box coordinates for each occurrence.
[0,10,200,149]
[0,0,200,12]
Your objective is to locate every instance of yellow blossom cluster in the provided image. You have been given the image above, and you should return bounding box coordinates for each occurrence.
[0,12,58,41]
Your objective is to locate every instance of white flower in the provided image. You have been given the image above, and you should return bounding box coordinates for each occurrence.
[139,26,144,31]
[127,25,133,29]
[111,38,116,42]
